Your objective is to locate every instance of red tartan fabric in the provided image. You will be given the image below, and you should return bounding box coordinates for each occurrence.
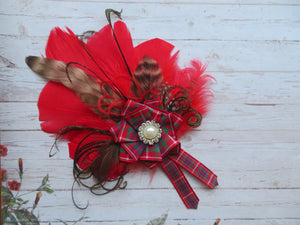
[110,99,218,209]
[110,100,182,162]
[161,158,199,209]
[169,149,218,188]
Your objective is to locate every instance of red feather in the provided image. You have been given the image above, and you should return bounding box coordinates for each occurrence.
[86,21,133,97]
[46,27,100,79]
[38,81,114,133]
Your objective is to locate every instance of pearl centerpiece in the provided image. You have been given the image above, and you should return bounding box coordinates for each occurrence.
[138,120,162,145]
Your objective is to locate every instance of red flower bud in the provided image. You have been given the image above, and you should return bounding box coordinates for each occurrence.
[18,158,23,175]
[33,191,42,210]
[214,219,221,225]
[0,145,8,157]
[0,169,7,182]
[7,180,21,191]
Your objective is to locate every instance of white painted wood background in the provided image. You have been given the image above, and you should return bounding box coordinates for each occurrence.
[1,0,300,224]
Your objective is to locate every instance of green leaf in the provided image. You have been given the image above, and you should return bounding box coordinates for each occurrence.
[1,185,13,199]
[14,209,40,225]
[16,199,29,209]
[22,200,29,205]
[147,213,168,225]
[41,174,49,186]
[7,198,16,207]
[43,186,54,194]
[17,198,24,202]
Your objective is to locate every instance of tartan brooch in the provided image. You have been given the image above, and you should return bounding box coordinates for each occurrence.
[137,120,162,145]
[111,100,182,163]
[25,9,218,209]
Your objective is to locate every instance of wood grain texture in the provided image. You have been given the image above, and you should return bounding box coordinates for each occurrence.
[0,0,299,224]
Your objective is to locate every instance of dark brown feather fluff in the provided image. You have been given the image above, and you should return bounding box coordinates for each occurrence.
[89,141,121,184]
[72,136,126,196]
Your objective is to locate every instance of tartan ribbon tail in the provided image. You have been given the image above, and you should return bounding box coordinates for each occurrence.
[170,149,218,188]
[161,158,199,209]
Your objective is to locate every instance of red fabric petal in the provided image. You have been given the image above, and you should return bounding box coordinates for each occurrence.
[120,148,135,162]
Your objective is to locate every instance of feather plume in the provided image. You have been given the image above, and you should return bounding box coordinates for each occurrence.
[25,56,123,118]
[131,55,164,100]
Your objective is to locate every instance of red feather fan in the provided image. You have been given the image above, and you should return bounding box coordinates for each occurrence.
[26,9,217,209]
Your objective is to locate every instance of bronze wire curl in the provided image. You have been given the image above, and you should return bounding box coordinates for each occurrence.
[162,86,202,127]
[50,126,127,209]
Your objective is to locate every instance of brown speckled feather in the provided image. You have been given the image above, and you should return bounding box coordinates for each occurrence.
[132,55,164,100]
[25,56,123,117]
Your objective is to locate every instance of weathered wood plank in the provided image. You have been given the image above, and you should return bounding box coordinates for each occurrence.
[1,37,299,72]
[0,4,299,41]
[1,68,299,104]
[1,102,299,131]
[2,0,300,11]
[1,130,299,190]
[1,0,299,224]
[2,130,299,158]
[3,155,300,190]
[37,220,300,225]
[8,189,299,221]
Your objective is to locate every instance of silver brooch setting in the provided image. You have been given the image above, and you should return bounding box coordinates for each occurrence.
[138,120,162,145]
